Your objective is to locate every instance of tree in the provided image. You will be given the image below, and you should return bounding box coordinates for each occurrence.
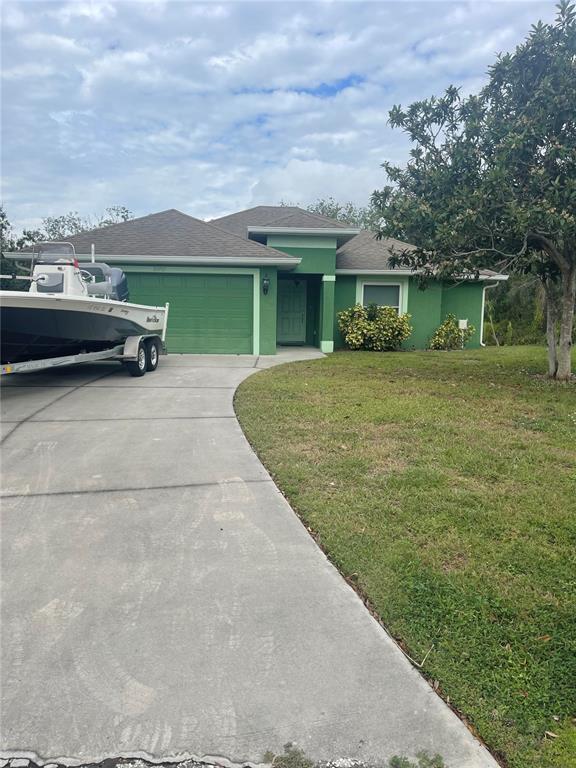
[280,197,376,229]
[1,205,134,289]
[372,1,576,380]
[42,206,133,240]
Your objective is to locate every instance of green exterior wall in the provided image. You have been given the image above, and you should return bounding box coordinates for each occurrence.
[266,237,337,276]
[259,267,277,354]
[441,281,485,348]
[334,275,357,348]
[406,279,443,349]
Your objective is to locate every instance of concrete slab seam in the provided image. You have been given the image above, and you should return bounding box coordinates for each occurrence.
[0,477,275,500]
[0,368,118,446]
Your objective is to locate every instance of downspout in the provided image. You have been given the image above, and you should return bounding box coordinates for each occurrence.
[480,283,498,346]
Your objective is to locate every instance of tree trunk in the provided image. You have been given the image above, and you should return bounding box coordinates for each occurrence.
[545,279,559,377]
[556,265,576,381]
[486,299,500,346]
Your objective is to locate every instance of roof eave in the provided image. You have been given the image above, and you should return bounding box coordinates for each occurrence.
[76,254,301,269]
[248,226,360,234]
[3,252,301,269]
[335,268,508,281]
[247,226,359,246]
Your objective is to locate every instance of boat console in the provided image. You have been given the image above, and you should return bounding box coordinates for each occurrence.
[30,243,129,301]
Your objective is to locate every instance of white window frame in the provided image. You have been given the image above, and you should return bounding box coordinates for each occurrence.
[356,278,408,314]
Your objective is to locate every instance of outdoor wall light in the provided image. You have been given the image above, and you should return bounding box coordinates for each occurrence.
[262,276,270,295]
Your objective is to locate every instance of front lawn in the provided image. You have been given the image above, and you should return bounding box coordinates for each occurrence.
[235,346,576,768]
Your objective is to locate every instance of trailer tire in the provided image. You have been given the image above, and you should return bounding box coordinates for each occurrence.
[145,338,160,372]
[125,341,147,377]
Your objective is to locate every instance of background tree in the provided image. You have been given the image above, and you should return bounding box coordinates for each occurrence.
[42,206,133,240]
[280,197,376,229]
[372,1,576,380]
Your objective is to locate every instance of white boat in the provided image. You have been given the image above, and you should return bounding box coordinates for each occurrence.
[1,243,168,365]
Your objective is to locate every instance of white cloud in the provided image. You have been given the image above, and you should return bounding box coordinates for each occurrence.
[49,1,117,24]
[2,63,55,80]
[20,32,89,54]
[251,158,385,208]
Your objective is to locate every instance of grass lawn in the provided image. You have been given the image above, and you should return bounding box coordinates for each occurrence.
[235,346,576,768]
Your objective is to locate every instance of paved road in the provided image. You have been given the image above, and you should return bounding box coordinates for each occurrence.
[1,352,497,767]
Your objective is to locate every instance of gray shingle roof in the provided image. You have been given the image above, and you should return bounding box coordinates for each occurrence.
[336,230,507,279]
[30,209,296,262]
[263,210,352,230]
[336,230,416,271]
[211,205,350,236]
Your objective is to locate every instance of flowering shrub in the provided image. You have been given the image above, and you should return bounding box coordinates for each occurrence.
[338,304,412,351]
[429,313,475,350]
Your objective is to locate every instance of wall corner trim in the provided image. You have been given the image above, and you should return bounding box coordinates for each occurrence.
[320,341,334,353]
[322,274,336,282]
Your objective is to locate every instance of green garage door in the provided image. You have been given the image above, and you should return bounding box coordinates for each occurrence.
[127,273,254,353]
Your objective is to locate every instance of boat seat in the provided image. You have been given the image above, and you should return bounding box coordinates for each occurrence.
[87,281,113,298]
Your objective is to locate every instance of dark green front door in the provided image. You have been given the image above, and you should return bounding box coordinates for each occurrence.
[127,272,254,353]
[277,279,307,344]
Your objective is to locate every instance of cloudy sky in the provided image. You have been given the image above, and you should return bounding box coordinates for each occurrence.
[2,0,556,231]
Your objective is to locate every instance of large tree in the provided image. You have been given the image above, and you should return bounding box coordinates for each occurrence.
[372,1,576,380]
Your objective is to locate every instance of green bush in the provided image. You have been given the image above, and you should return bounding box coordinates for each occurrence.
[338,303,412,351]
[429,313,475,350]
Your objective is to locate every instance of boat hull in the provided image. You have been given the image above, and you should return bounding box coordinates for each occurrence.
[0,292,166,364]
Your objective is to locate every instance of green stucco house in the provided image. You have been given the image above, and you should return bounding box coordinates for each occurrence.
[64,206,506,355]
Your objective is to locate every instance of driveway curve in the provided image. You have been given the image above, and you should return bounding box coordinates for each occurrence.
[1,351,496,767]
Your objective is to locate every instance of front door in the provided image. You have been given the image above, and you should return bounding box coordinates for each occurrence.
[277,279,307,344]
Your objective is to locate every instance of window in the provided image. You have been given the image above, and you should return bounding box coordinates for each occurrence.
[362,284,401,312]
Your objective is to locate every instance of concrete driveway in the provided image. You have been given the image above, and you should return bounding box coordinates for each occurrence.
[1,352,496,767]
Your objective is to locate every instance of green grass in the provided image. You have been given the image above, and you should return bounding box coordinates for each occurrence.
[235,346,576,768]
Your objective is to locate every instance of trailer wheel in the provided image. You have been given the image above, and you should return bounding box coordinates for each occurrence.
[125,341,147,377]
[146,338,160,372]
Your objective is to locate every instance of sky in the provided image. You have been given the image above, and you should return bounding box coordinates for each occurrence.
[1,0,557,231]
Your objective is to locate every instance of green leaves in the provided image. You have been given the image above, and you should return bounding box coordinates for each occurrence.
[337,304,413,351]
[429,314,476,350]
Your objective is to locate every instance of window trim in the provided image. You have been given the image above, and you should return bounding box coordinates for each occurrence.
[356,278,408,314]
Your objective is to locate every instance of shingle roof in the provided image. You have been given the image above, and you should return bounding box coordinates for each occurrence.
[336,230,507,280]
[336,230,416,271]
[262,210,352,230]
[211,205,351,236]
[27,209,296,262]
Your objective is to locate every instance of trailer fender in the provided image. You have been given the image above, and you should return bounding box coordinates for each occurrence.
[122,334,163,360]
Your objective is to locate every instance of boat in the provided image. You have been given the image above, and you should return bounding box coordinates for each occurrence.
[0,243,168,365]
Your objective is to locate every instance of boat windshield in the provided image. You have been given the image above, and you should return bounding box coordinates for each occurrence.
[36,242,76,263]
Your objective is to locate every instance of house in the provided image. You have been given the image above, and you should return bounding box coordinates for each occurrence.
[43,206,507,355]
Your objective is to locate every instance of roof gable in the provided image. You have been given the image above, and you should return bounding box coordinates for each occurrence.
[263,210,350,230]
[211,205,351,236]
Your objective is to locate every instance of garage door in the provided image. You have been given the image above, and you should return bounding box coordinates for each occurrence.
[127,273,254,354]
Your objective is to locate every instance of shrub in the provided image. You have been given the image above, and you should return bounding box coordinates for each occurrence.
[338,303,412,351]
[429,313,475,350]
